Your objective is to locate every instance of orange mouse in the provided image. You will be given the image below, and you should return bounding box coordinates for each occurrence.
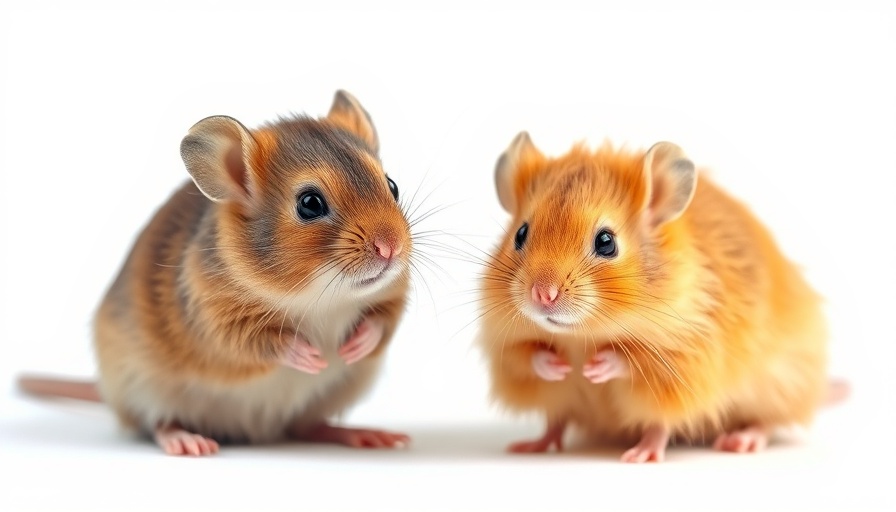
[477,132,849,462]
[18,90,414,456]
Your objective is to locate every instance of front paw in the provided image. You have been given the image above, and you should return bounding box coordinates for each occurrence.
[338,317,384,365]
[583,348,628,384]
[531,348,572,381]
[281,334,328,374]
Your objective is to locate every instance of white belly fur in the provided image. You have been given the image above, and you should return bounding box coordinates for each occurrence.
[123,288,375,443]
[141,351,365,443]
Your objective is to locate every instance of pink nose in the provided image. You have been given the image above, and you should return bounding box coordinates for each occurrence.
[374,240,402,260]
[531,284,559,307]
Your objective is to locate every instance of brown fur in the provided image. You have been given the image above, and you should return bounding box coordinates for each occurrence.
[479,137,832,445]
[20,91,412,445]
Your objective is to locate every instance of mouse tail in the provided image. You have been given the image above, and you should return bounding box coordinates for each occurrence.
[824,377,851,407]
[16,375,102,402]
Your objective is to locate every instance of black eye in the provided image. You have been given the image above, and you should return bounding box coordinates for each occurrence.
[297,191,329,220]
[386,176,399,201]
[514,223,529,250]
[594,229,617,258]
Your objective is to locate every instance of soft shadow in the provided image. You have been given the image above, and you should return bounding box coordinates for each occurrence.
[241,423,635,463]
[1,399,138,451]
[3,397,810,463]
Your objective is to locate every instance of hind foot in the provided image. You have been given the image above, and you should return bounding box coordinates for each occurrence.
[507,421,567,453]
[621,424,670,463]
[713,425,769,453]
[154,424,219,456]
[297,422,410,449]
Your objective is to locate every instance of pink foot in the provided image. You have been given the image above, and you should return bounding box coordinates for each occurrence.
[299,422,410,449]
[583,348,629,384]
[281,334,327,374]
[531,349,572,381]
[507,421,567,453]
[621,424,670,463]
[713,425,769,453]
[154,424,219,457]
[338,317,384,365]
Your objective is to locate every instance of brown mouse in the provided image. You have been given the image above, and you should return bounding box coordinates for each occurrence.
[18,90,414,456]
[477,132,849,462]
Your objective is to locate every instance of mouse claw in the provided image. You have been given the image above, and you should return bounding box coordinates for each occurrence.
[621,424,670,463]
[531,349,572,381]
[713,425,769,453]
[338,317,384,365]
[297,422,410,449]
[507,421,567,453]
[282,336,328,374]
[154,424,220,457]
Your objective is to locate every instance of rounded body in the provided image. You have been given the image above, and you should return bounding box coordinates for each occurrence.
[93,94,412,446]
[479,142,828,444]
[95,181,409,443]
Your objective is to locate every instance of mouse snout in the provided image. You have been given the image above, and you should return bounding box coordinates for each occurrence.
[373,238,403,261]
[373,236,404,262]
[531,283,560,308]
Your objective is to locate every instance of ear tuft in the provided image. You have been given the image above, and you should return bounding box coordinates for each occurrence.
[642,141,697,226]
[495,131,540,214]
[327,90,379,154]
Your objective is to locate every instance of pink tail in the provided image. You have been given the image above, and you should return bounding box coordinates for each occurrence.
[17,375,102,402]
[824,378,851,406]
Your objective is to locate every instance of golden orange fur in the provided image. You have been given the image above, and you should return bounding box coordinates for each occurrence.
[479,136,829,448]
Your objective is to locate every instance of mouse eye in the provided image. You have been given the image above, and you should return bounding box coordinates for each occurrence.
[594,229,618,258]
[514,223,529,250]
[386,176,399,201]
[297,191,329,221]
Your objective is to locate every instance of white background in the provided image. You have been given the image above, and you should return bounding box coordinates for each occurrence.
[1,1,894,511]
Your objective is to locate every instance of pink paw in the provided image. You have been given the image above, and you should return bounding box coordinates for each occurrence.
[531,349,571,381]
[621,444,665,463]
[338,317,384,365]
[583,348,628,384]
[713,426,769,453]
[507,422,566,453]
[282,334,327,374]
[302,423,410,449]
[154,426,219,457]
[621,425,669,463]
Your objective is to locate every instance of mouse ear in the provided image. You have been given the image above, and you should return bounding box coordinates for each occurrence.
[180,116,260,204]
[641,141,697,226]
[495,131,542,214]
[326,90,379,154]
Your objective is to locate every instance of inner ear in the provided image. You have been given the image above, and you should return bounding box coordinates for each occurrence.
[495,131,542,214]
[225,141,249,196]
[326,90,379,154]
[180,115,259,204]
[642,141,697,227]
